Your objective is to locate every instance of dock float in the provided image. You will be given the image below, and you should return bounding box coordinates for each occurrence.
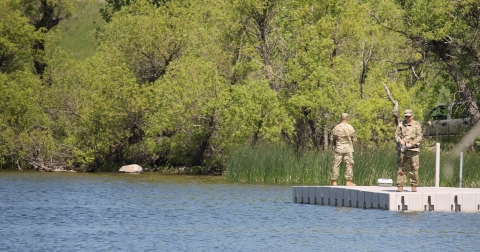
[292,186,480,212]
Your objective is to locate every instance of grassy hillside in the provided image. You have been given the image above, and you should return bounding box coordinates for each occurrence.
[49,1,106,60]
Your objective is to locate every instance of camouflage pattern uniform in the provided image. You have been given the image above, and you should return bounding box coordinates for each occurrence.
[395,113,423,187]
[330,118,357,181]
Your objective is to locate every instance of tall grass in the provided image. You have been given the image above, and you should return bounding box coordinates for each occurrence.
[224,143,480,188]
[224,143,330,184]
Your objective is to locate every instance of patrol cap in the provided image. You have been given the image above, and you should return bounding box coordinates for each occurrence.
[341,113,349,119]
[404,109,413,116]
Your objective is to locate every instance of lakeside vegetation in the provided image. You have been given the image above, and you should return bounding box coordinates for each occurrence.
[225,143,480,187]
[1,0,480,185]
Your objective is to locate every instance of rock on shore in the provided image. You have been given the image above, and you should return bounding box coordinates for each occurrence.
[119,164,143,173]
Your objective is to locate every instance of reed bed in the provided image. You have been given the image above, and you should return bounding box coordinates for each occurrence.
[224,143,480,188]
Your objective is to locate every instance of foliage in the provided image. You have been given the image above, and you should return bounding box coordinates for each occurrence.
[1,0,480,177]
[100,0,166,23]
[0,70,54,169]
[146,56,229,166]
[17,0,74,76]
[44,51,144,171]
[0,1,38,73]
[97,0,186,84]
[362,0,480,122]
[214,78,294,169]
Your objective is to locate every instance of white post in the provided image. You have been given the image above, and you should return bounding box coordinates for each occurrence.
[435,143,440,187]
[459,152,463,188]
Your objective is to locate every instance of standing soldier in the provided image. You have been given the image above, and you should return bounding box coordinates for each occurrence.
[395,109,423,192]
[330,113,357,186]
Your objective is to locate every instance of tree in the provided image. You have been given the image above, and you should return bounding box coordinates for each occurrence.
[19,0,73,76]
[100,0,166,23]
[97,0,184,84]
[279,0,373,149]
[0,71,54,170]
[361,0,480,123]
[231,0,285,91]
[44,52,144,171]
[0,1,37,73]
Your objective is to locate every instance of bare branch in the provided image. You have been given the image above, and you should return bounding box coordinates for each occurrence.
[382,82,400,125]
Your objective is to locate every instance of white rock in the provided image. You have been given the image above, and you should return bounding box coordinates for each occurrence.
[119,164,143,173]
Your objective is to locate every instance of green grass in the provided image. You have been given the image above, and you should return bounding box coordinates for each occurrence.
[224,143,330,184]
[48,0,106,60]
[224,143,480,188]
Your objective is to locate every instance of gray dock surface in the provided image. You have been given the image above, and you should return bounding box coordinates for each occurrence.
[293,186,480,212]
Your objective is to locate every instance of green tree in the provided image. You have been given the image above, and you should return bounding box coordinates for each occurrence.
[19,0,73,76]
[0,71,54,170]
[44,51,144,171]
[0,1,37,73]
[362,0,480,123]
[97,0,185,84]
[145,57,226,169]
[218,79,294,148]
[279,0,371,150]
[231,0,285,91]
[100,0,166,23]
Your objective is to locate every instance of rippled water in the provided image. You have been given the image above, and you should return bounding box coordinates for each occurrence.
[1,170,480,251]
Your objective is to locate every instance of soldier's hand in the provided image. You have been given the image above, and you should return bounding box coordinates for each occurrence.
[406,143,412,148]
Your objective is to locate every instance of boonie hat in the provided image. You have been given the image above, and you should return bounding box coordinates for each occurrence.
[341,113,349,119]
[404,109,413,116]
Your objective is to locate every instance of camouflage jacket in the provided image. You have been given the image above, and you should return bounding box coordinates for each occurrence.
[330,122,357,153]
[394,119,422,152]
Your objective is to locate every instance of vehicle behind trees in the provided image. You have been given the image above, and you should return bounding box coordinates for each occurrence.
[423,101,473,137]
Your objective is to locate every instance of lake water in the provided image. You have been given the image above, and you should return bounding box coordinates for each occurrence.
[1,170,480,251]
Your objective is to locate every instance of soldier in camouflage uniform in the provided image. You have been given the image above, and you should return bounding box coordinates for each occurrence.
[330,113,357,186]
[395,109,423,192]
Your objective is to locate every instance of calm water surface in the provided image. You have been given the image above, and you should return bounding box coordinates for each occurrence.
[1,170,479,251]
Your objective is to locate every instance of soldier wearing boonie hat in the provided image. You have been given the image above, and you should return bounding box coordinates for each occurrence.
[330,112,357,186]
[394,109,423,192]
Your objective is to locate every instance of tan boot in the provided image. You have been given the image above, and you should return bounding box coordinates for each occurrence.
[331,180,337,186]
[397,186,403,192]
[411,185,417,192]
[346,180,356,186]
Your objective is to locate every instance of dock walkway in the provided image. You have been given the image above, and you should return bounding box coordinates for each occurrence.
[292,186,480,212]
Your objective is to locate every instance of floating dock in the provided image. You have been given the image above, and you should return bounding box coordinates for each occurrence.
[292,186,480,212]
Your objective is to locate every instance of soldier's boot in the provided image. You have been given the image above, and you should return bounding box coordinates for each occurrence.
[331,180,337,186]
[397,186,403,192]
[411,185,417,192]
[346,180,356,186]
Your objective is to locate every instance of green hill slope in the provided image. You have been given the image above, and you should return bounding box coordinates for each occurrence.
[50,0,106,60]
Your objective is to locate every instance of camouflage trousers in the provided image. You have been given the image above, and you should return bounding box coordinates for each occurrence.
[396,150,419,186]
[331,152,354,181]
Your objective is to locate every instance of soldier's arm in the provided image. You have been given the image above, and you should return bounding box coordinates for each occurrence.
[330,136,335,146]
[394,124,403,144]
[410,122,423,147]
[351,130,357,143]
[330,127,335,146]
